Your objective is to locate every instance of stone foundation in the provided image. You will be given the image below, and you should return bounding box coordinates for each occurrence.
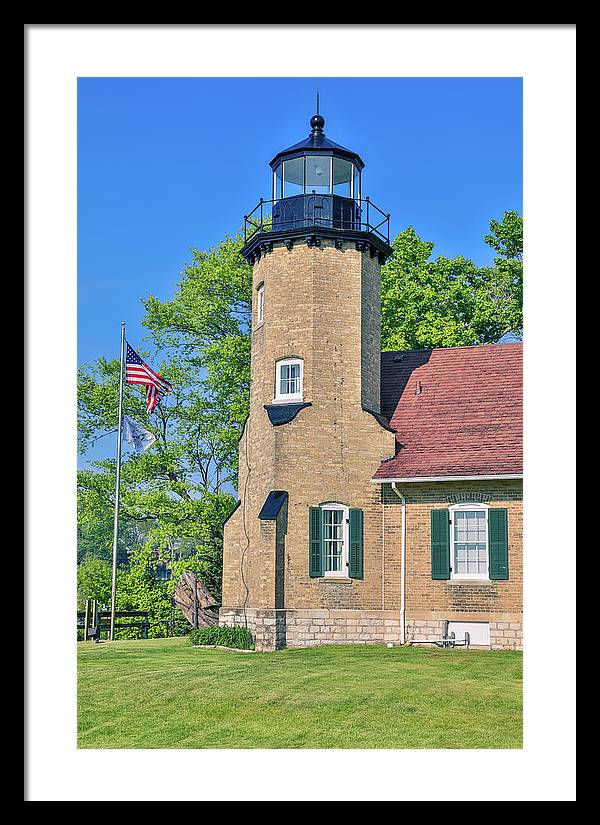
[220,608,523,651]
[406,619,445,642]
[219,608,286,652]
[285,609,402,648]
[220,607,402,650]
[490,621,523,651]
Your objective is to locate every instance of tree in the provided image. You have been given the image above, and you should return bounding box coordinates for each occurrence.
[77,489,145,565]
[77,234,251,618]
[77,557,113,609]
[380,212,523,350]
[77,555,190,637]
[485,210,523,260]
[482,210,523,337]
[142,233,252,483]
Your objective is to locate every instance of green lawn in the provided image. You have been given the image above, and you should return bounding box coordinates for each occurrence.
[77,637,522,749]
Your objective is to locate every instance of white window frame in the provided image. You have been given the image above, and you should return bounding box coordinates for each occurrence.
[256,282,265,327]
[321,502,349,578]
[274,357,303,403]
[449,502,490,580]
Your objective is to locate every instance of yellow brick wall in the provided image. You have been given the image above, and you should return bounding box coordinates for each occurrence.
[381,481,523,628]
[222,239,395,613]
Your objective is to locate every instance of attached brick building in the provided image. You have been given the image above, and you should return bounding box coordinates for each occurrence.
[220,113,523,651]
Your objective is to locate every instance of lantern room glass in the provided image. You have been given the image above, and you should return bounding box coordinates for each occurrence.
[305,156,331,194]
[283,157,304,196]
[333,158,352,197]
[274,156,361,200]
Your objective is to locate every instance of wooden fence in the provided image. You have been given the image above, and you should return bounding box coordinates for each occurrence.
[77,604,149,641]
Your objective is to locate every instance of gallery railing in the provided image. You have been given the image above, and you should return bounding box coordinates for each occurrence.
[244,194,390,245]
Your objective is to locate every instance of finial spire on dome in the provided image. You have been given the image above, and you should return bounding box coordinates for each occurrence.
[310,91,325,136]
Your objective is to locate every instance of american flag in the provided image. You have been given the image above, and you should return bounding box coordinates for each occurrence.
[125,343,173,413]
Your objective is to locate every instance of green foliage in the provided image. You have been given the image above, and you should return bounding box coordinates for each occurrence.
[483,210,523,337]
[381,212,523,350]
[77,517,113,565]
[76,556,167,637]
[77,233,252,625]
[77,492,144,565]
[188,625,255,650]
[142,232,252,480]
[77,557,113,609]
[484,210,523,259]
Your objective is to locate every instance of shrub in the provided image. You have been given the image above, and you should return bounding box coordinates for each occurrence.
[189,626,255,650]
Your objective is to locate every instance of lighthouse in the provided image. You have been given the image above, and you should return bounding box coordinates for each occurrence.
[220,110,396,650]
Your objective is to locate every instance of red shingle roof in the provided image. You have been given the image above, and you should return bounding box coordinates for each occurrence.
[373,343,523,480]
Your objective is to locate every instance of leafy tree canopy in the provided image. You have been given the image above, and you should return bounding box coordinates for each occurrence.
[485,210,523,259]
[77,239,252,607]
[381,211,523,350]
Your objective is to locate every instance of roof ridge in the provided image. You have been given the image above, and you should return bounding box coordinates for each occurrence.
[381,341,523,357]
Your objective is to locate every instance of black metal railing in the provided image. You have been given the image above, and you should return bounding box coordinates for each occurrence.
[244,194,390,245]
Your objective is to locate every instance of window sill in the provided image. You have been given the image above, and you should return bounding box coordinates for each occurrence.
[320,575,353,583]
[271,397,304,405]
[448,578,492,584]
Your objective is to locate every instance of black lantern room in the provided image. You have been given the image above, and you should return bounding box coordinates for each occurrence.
[241,111,392,264]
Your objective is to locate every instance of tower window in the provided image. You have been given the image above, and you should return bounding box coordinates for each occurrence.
[256,283,264,326]
[274,358,303,402]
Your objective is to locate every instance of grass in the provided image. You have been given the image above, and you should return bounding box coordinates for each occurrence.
[77,637,522,749]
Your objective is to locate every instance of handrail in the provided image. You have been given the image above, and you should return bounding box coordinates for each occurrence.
[243,195,390,245]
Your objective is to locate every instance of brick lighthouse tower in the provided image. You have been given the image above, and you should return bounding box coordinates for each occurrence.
[220,109,396,650]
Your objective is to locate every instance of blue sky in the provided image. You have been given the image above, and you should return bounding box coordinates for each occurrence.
[78,76,522,462]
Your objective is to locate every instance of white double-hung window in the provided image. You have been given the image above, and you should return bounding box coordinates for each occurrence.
[322,503,349,577]
[450,503,489,579]
[274,357,303,402]
[309,503,363,580]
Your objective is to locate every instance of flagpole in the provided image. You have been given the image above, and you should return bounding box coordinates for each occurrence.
[110,321,126,642]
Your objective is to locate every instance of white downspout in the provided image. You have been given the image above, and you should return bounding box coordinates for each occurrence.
[391,482,407,645]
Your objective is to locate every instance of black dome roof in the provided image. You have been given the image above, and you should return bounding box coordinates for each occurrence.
[269,114,364,170]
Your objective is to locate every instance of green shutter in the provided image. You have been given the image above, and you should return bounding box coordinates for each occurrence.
[309,507,323,577]
[488,508,509,580]
[431,509,451,579]
[348,508,364,579]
